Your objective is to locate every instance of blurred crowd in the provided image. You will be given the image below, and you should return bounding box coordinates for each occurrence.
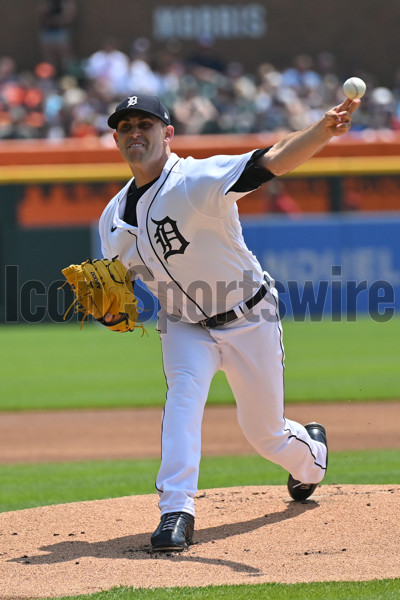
[1,34,400,141]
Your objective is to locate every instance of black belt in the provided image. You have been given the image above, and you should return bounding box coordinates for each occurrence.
[199,281,268,329]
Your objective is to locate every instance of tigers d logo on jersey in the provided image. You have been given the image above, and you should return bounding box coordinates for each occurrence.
[151,216,190,262]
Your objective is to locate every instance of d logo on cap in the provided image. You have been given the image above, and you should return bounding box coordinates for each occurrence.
[107,94,171,129]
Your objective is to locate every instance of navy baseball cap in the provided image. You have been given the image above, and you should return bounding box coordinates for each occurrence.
[107,94,171,129]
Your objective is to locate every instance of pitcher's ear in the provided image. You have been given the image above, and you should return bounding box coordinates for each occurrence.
[165,124,174,142]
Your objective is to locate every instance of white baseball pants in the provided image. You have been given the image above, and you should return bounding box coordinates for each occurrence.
[155,284,328,516]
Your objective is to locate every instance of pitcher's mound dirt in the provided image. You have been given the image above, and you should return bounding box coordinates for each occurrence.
[0,484,399,599]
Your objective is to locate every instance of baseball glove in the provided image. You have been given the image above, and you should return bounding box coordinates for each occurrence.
[61,257,144,333]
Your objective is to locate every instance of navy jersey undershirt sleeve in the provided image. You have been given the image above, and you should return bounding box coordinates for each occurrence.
[228,147,275,193]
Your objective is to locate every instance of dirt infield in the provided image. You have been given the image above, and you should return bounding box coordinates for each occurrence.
[0,401,399,464]
[0,402,399,599]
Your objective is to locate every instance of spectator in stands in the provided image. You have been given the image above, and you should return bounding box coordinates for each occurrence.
[316,51,341,107]
[84,38,130,97]
[282,54,321,98]
[128,38,162,96]
[369,87,397,130]
[186,36,226,75]
[1,47,399,140]
[172,80,219,134]
[0,56,18,86]
[37,0,76,75]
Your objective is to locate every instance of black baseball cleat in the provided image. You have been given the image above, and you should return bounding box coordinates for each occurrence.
[151,511,195,552]
[287,422,328,501]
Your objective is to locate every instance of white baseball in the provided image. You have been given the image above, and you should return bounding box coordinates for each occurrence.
[343,77,366,100]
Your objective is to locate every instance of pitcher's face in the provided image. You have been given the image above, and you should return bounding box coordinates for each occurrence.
[113,112,173,169]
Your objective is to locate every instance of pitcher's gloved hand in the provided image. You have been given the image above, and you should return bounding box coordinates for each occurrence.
[61,257,145,333]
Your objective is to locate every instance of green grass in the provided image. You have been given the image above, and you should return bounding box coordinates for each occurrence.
[0,449,398,513]
[0,321,167,411]
[283,317,400,402]
[0,317,399,411]
[36,579,400,600]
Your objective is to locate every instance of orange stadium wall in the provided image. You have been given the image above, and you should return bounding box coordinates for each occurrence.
[1,134,400,229]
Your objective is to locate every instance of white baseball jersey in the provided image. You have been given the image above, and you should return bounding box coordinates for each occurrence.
[99,151,264,323]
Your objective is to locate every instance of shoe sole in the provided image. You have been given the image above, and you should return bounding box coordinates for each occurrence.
[152,536,193,552]
[152,546,186,552]
[152,540,192,552]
